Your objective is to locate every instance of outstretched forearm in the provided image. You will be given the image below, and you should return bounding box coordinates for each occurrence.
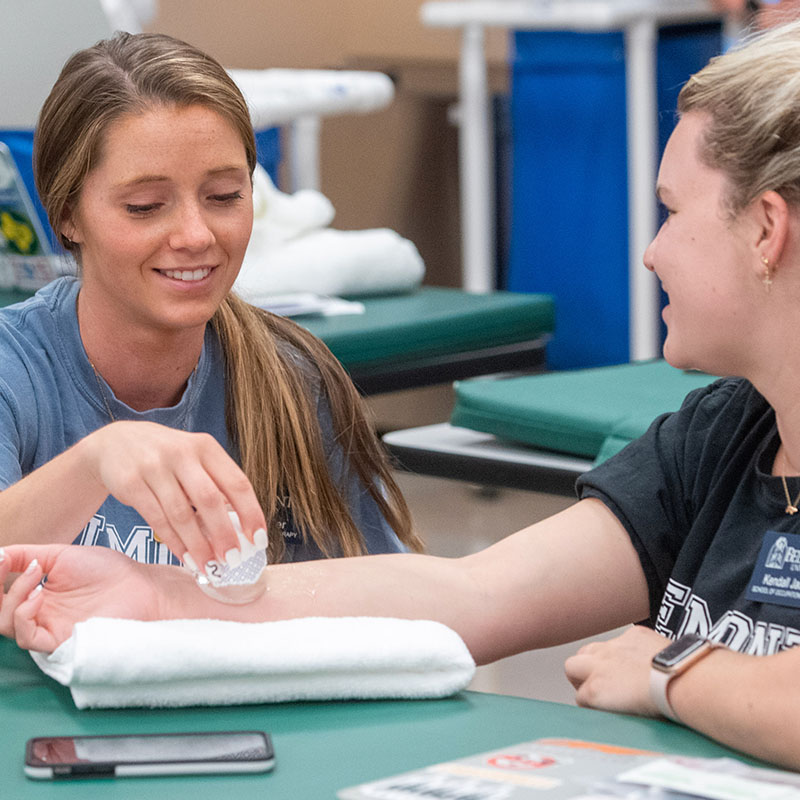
[4,500,650,665]
[160,551,497,658]
[160,499,651,666]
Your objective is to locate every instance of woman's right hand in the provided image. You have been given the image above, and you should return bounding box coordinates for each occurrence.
[83,421,267,572]
[0,544,167,651]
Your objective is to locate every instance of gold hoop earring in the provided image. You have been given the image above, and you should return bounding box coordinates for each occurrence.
[762,255,773,293]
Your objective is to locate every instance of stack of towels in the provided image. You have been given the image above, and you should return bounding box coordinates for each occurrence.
[233,165,425,304]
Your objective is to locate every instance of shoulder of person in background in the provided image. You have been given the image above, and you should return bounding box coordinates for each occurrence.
[757,0,800,27]
[709,0,749,13]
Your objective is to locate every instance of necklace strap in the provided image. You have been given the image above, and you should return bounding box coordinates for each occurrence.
[89,360,117,423]
[780,448,800,515]
[88,360,197,430]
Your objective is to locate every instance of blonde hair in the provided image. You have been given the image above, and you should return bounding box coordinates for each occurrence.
[678,19,800,213]
[33,32,421,560]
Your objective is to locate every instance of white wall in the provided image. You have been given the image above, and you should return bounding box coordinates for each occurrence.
[0,0,114,128]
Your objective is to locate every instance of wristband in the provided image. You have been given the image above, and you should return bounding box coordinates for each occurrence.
[650,634,720,723]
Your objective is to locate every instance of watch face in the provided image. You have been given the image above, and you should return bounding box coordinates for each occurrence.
[653,633,708,669]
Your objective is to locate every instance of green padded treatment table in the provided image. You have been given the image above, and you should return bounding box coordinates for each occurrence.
[0,636,757,798]
[0,287,35,307]
[452,360,717,463]
[0,286,555,395]
[384,360,719,495]
[300,287,554,393]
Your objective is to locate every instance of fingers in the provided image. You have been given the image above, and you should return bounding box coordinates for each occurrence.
[157,434,267,566]
[563,652,589,690]
[0,544,68,575]
[171,460,242,560]
[12,581,57,653]
[197,444,268,547]
[154,440,265,568]
[0,546,9,588]
[565,630,666,716]
[0,555,44,639]
[136,471,221,568]
[564,651,606,709]
[95,424,266,571]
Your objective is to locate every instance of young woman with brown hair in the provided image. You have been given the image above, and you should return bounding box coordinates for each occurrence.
[0,31,420,574]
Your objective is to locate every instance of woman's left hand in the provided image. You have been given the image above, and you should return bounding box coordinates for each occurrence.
[564,626,670,717]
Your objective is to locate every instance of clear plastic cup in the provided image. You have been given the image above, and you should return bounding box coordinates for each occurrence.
[191,509,268,605]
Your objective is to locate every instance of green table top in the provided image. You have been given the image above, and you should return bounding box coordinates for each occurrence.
[0,637,752,798]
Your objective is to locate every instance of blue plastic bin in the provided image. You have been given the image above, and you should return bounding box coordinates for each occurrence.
[0,130,53,250]
[254,127,281,184]
[506,23,722,369]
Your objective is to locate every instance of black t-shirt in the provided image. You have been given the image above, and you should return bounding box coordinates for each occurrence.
[578,377,800,655]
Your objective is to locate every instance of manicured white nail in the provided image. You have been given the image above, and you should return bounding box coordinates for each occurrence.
[236,532,255,559]
[225,547,242,568]
[27,584,42,601]
[227,509,244,536]
[0,547,5,563]
[182,552,199,573]
[25,558,39,574]
[254,528,268,550]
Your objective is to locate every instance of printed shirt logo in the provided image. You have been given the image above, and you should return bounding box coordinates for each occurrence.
[764,535,800,570]
[276,493,301,540]
[74,514,180,565]
[656,577,800,655]
[745,530,800,609]
[75,504,302,565]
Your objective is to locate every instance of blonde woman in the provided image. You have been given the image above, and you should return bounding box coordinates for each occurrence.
[0,32,421,573]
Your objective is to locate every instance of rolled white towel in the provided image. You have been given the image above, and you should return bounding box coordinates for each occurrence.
[30,616,476,709]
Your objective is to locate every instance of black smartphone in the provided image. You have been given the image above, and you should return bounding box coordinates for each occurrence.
[24,730,274,779]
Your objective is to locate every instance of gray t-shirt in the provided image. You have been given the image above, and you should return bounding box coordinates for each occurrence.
[0,277,405,564]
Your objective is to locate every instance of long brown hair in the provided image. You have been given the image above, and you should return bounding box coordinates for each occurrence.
[33,31,421,559]
[213,296,421,560]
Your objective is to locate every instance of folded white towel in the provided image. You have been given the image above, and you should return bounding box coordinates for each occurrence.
[236,227,425,301]
[233,165,425,300]
[30,617,475,709]
[249,164,335,244]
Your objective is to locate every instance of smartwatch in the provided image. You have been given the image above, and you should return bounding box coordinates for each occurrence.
[650,633,720,722]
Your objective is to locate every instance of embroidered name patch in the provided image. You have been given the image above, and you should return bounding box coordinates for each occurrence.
[746,530,800,609]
